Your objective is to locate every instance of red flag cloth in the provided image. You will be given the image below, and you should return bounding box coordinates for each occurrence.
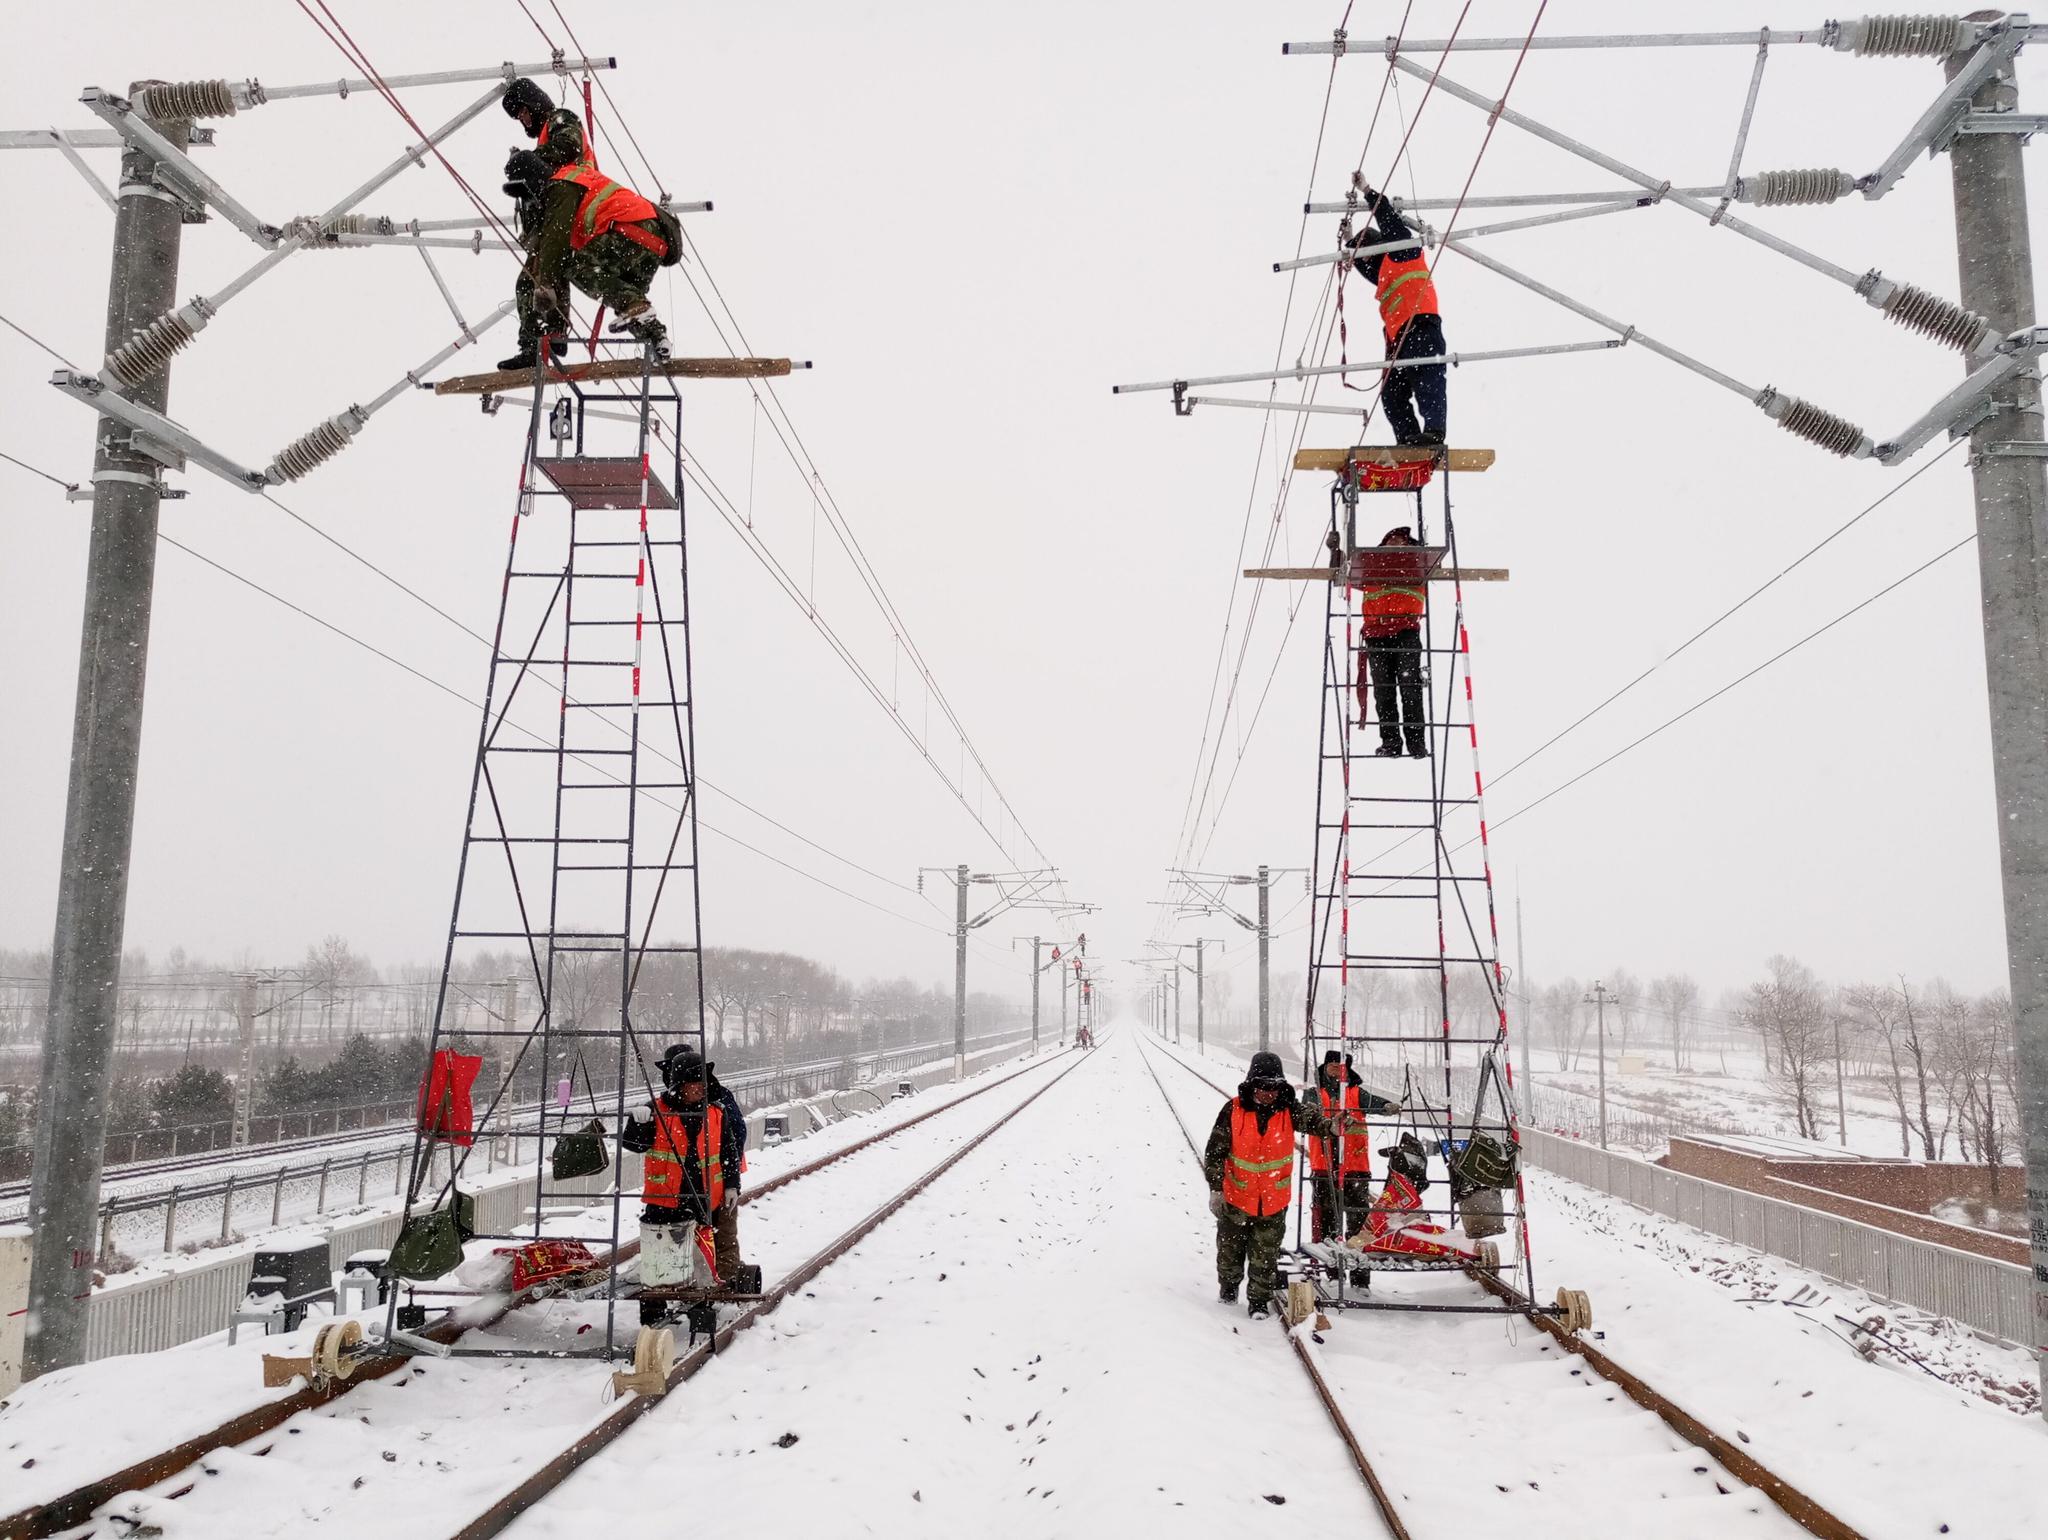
[416,1050,484,1147]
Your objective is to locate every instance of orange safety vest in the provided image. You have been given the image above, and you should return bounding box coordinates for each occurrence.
[550,164,667,258]
[1309,1084,1373,1175]
[1376,250,1440,345]
[1359,580,1426,626]
[1223,1103,1295,1218]
[537,114,598,176]
[644,1098,724,1209]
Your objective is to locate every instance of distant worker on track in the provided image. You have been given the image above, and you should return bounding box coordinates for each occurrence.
[1204,1050,1340,1320]
[1308,1051,1402,1245]
[621,1045,746,1323]
[497,149,678,372]
[1355,525,1430,759]
[1346,185,1447,449]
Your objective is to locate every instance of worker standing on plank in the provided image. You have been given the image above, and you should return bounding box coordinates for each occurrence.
[497,150,678,371]
[1346,185,1447,449]
[1354,525,1430,759]
[620,1045,746,1324]
[1308,1051,1402,1246]
[1204,1051,1339,1320]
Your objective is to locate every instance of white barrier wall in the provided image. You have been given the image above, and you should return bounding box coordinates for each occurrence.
[1521,1128,2032,1348]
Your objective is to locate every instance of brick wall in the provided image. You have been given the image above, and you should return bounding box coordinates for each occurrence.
[1663,1138,2026,1266]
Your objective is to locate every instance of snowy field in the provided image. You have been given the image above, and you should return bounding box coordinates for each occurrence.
[4,1029,2042,1539]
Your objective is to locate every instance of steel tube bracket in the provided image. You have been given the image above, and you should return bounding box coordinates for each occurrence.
[1875,325,2048,464]
[1864,23,2028,197]
[80,88,277,246]
[50,370,266,491]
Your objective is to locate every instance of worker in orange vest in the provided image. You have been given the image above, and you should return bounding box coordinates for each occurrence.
[1202,1051,1340,1319]
[1308,1051,1403,1246]
[1354,525,1430,758]
[499,150,678,370]
[1346,185,1447,448]
[502,76,596,178]
[621,1046,747,1324]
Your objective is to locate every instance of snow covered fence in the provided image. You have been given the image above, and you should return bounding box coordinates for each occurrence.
[1521,1128,2032,1348]
[64,1154,637,1375]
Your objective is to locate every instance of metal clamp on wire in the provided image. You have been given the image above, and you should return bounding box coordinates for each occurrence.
[1171,381,1192,417]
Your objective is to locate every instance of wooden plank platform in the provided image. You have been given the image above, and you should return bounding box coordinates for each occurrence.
[434,357,800,396]
[1293,446,1495,474]
[1245,566,1509,582]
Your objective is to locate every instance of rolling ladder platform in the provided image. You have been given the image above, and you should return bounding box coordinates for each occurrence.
[1253,445,1580,1328]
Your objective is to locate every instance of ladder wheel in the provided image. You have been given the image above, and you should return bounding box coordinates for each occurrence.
[619,1324,675,1396]
[1554,1286,1592,1333]
[1283,1280,1317,1329]
[312,1318,363,1383]
[1476,1240,1500,1274]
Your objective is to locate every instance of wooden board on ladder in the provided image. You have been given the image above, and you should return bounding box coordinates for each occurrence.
[1293,446,1495,474]
[433,356,806,396]
[1245,565,1508,581]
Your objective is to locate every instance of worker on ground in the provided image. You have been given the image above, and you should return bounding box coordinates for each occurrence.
[1203,1050,1341,1320]
[1355,525,1430,758]
[664,1043,753,1288]
[1309,1051,1402,1247]
[620,1045,745,1323]
[1346,185,1447,449]
[497,149,676,371]
[502,75,595,177]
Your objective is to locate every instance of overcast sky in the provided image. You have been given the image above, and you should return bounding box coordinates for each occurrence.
[3,2,2042,1012]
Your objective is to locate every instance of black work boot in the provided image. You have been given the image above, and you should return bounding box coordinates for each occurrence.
[497,337,567,372]
[1218,1281,1239,1305]
[1374,742,1404,758]
[1248,1294,1272,1321]
[1406,735,1430,759]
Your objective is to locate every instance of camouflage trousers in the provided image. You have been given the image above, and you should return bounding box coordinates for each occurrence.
[516,230,662,346]
[1216,1205,1288,1302]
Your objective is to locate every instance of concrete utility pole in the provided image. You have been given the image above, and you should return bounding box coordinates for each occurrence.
[230,977,258,1146]
[25,89,192,1380]
[1585,981,1613,1149]
[1257,865,1271,1054]
[1945,28,2048,1406]
[952,865,969,1076]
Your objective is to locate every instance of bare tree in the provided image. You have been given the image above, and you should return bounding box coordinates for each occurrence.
[1536,979,1581,1071]
[1741,955,1830,1140]
[1846,982,1915,1156]
[1649,973,1701,1069]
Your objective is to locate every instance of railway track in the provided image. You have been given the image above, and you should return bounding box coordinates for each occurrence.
[0,1042,1085,1540]
[1134,1034,1870,1540]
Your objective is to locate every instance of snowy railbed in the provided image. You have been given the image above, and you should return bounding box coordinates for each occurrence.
[0,1043,1073,1523]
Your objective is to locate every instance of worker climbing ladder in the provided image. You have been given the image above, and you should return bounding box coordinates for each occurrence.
[1280,445,1553,1322]
[372,340,800,1376]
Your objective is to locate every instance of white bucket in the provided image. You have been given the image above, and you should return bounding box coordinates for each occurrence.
[639,1221,715,1288]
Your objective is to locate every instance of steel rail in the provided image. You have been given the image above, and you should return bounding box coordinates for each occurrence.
[0,1043,1078,1540]
[1143,1036,1872,1540]
[446,1040,1100,1539]
[1132,1033,1411,1538]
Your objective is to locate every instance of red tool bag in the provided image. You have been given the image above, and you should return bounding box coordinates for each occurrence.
[416,1050,484,1147]
[496,1238,600,1292]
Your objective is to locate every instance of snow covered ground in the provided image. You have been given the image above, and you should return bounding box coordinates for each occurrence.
[6,1028,2042,1539]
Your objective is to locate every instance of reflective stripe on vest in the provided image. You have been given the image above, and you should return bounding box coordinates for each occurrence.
[644,1099,724,1209]
[1376,252,1440,342]
[1309,1084,1374,1175]
[1224,1102,1294,1218]
[551,164,661,252]
[1360,583,1426,622]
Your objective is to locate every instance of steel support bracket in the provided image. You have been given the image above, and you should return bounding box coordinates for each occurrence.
[1865,23,2028,196]
[80,87,277,246]
[1983,440,2048,455]
[50,369,267,492]
[1875,324,2048,464]
[1955,110,2048,139]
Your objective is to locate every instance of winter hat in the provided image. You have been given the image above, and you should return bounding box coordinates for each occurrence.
[503,149,549,199]
[1320,1050,1343,1067]
[501,76,554,122]
[1246,1051,1288,1087]
[1380,526,1415,545]
[659,1044,706,1089]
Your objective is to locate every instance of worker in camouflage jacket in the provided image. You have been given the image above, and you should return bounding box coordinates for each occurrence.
[1203,1051,1340,1319]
